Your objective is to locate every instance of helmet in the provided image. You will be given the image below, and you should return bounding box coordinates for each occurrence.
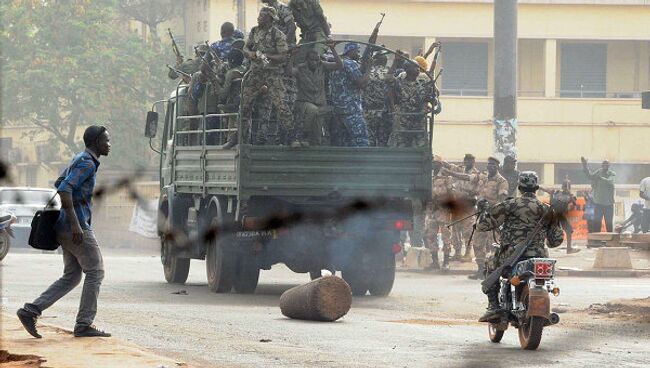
[518,171,539,192]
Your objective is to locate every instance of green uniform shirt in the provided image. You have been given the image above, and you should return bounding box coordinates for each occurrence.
[168,58,201,80]
[295,62,326,106]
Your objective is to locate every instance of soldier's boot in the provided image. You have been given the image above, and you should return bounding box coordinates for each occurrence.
[441,253,450,271]
[478,291,501,323]
[424,250,440,271]
[468,265,486,280]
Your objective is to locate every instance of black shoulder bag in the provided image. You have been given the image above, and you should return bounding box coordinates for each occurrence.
[28,192,61,251]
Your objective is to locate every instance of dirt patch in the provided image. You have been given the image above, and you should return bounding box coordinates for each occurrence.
[0,350,44,368]
[587,297,650,323]
[389,318,480,327]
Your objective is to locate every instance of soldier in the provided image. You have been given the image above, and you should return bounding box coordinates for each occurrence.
[240,7,296,146]
[468,157,509,279]
[219,49,247,148]
[168,43,207,84]
[329,42,370,147]
[386,60,437,148]
[189,50,225,146]
[289,0,331,61]
[500,154,520,198]
[291,42,343,146]
[363,53,390,147]
[424,160,455,270]
[540,179,579,254]
[476,172,564,322]
[211,22,245,59]
[262,0,297,46]
[442,154,480,262]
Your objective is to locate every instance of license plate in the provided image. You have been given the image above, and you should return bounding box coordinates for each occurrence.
[236,230,277,240]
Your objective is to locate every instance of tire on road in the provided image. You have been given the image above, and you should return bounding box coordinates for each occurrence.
[233,255,260,294]
[0,231,10,262]
[518,285,545,350]
[367,255,396,297]
[162,238,190,284]
[206,237,235,293]
[342,267,369,296]
[489,323,505,343]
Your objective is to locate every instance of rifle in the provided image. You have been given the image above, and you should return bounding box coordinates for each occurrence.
[360,13,386,74]
[166,64,191,81]
[168,28,184,65]
[446,210,482,229]
[427,43,442,77]
[481,208,555,294]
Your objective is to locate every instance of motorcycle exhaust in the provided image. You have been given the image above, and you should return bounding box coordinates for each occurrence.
[549,313,560,325]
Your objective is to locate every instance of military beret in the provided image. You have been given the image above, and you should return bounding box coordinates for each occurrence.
[487,157,500,165]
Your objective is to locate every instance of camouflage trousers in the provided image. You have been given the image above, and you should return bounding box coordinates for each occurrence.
[473,230,500,269]
[364,109,391,147]
[424,212,452,256]
[240,69,294,144]
[335,106,370,147]
[410,199,425,247]
[294,101,326,145]
[387,113,428,148]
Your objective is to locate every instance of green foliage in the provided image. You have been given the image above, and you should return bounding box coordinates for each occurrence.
[1,0,175,168]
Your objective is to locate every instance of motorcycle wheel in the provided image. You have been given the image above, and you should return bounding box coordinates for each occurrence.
[488,323,505,343]
[518,285,545,350]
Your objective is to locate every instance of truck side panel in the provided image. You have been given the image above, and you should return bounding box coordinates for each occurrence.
[238,146,432,200]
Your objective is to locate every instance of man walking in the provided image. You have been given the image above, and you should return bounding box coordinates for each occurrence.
[581,157,616,232]
[18,126,111,338]
[640,176,650,233]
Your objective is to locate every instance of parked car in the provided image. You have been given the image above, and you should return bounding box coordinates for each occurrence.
[0,187,61,248]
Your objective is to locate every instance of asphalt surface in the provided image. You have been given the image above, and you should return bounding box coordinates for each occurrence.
[1,251,649,367]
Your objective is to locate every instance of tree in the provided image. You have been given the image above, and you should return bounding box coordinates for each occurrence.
[118,0,178,45]
[1,0,175,168]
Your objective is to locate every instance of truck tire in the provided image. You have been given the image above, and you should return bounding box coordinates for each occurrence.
[233,256,260,294]
[162,239,190,284]
[342,268,369,296]
[0,232,10,262]
[206,238,235,293]
[367,256,396,297]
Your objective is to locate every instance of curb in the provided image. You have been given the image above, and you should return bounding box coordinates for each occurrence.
[397,268,650,278]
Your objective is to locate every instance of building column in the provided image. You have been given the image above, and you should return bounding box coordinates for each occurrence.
[543,163,555,186]
[544,39,557,98]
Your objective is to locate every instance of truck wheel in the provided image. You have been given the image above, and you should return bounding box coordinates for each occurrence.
[162,239,190,284]
[233,256,260,294]
[342,269,369,296]
[206,238,235,293]
[0,232,10,262]
[367,256,396,297]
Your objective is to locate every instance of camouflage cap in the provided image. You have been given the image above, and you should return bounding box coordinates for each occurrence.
[487,156,500,165]
[260,6,279,21]
[519,171,539,191]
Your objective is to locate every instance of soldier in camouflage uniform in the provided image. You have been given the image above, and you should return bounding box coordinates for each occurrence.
[424,161,455,270]
[329,42,370,147]
[500,155,520,198]
[442,154,481,261]
[468,157,509,279]
[289,0,331,61]
[168,43,207,84]
[241,7,296,146]
[219,49,247,148]
[363,53,390,147]
[476,171,564,322]
[386,61,436,148]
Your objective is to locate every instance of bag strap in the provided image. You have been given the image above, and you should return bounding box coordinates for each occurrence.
[42,192,59,211]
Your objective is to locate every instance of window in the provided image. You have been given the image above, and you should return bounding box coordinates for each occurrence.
[555,163,650,185]
[560,43,607,98]
[440,42,489,96]
[0,137,12,159]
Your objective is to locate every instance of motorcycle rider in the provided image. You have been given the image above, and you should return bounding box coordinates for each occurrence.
[475,171,564,322]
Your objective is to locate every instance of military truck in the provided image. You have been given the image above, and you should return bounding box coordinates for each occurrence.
[144,53,435,296]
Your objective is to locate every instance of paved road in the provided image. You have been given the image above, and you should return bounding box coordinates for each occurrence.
[1,252,649,367]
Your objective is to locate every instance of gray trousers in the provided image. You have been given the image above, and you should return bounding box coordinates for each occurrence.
[25,230,104,328]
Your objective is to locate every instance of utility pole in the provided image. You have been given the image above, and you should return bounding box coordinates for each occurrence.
[493,0,518,160]
[237,0,246,32]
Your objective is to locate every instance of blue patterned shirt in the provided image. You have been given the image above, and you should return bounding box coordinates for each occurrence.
[210,30,245,59]
[329,58,364,114]
[55,150,99,232]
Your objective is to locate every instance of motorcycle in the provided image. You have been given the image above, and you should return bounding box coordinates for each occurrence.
[487,257,561,350]
[0,214,16,262]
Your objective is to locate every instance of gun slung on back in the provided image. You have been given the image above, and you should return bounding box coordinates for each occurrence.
[360,13,386,73]
[168,28,184,65]
[480,208,554,294]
